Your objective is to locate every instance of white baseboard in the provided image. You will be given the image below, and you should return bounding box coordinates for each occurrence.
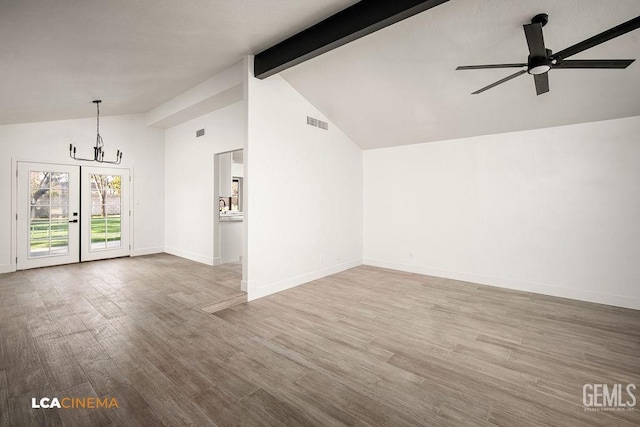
[131,247,164,257]
[0,264,13,274]
[363,258,640,311]
[213,258,222,266]
[164,247,214,266]
[247,259,362,301]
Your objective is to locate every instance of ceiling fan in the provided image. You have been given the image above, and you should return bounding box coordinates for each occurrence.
[456,14,640,95]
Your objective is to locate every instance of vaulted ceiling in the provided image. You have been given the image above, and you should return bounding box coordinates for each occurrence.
[2,0,640,149]
[0,0,357,124]
[281,0,640,148]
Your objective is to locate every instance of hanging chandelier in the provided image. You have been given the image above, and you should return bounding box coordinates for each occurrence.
[69,100,123,164]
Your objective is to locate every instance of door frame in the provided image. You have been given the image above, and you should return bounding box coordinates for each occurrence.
[10,158,134,273]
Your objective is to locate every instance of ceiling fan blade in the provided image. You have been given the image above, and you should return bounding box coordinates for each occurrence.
[552,16,640,61]
[456,64,526,70]
[471,70,527,94]
[553,59,635,69]
[534,73,549,95]
[523,23,547,57]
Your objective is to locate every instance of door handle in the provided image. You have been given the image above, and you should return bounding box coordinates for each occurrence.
[69,219,78,223]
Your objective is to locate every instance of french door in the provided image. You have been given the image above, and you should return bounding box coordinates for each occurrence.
[17,163,80,269]
[80,166,130,261]
[16,162,130,270]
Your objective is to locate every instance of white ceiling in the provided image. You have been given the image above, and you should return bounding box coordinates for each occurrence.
[281,0,640,149]
[0,0,357,124]
[2,1,640,150]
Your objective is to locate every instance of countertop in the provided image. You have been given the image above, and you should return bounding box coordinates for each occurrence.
[220,213,243,222]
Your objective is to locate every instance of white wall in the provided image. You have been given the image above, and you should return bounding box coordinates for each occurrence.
[245,58,363,300]
[363,115,640,310]
[0,114,165,273]
[164,102,244,265]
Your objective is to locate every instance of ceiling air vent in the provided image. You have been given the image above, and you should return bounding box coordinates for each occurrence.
[307,116,329,131]
[196,129,205,137]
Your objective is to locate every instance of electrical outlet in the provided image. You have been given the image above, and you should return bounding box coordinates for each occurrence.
[410,251,414,258]
[320,255,324,263]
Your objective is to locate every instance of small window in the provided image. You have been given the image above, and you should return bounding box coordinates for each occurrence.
[231,178,243,211]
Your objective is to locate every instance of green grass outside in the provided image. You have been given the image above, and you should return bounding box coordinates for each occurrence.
[30,215,121,249]
[90,215,122,243]
[29,220,69,249]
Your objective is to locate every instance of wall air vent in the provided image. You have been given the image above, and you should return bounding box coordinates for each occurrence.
[196,129,205,137]
[307,116,329,131]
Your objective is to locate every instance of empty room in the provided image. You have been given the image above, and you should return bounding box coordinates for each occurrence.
[1,0,639,425]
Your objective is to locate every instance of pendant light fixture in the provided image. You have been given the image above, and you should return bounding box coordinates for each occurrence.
[69,100,123,164]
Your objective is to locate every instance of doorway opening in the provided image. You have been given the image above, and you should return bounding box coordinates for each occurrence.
[213,149,244,291]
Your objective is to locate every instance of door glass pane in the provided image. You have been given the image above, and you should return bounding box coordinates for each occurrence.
[51,220,69,240]
[50,189,69,206]
[90,174,122,251]
[50,240,70,256]
[29,171,69,257]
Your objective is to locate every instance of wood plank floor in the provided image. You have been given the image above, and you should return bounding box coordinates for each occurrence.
[1,255,639,426]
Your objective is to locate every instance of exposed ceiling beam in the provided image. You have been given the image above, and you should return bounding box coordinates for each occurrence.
[254,0,449,79]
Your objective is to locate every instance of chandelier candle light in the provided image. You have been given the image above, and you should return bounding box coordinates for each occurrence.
[69,100,123,164]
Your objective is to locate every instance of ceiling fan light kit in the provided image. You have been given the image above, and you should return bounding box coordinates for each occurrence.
[528,63,551,75]
[457,14,640,95]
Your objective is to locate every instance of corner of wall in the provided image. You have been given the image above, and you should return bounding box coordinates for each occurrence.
[164,246,214,266]
[247,258,363,301]
[131,247,164,257]
[244,61,363,301]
